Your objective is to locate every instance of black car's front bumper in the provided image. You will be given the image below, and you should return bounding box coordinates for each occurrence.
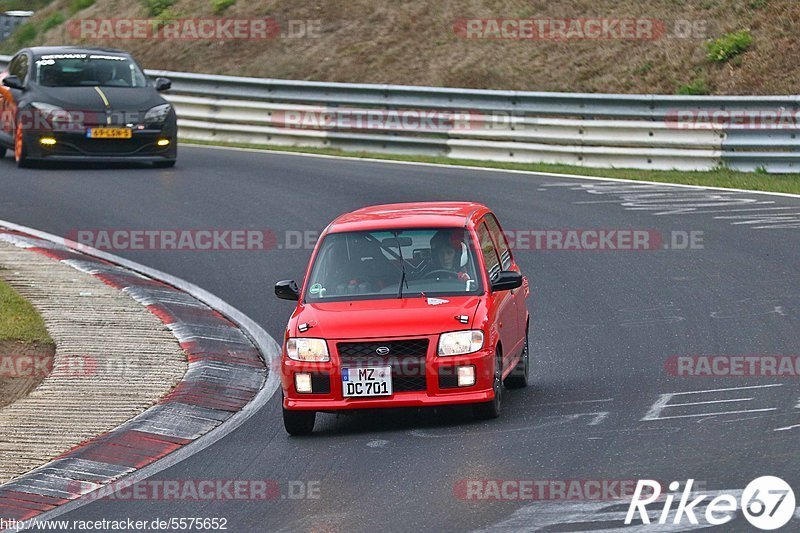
[22,123,177,162]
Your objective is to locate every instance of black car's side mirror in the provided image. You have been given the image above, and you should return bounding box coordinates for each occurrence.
[275,280,300,301]
[491,271,523,292]
[154,77,172,92]
[2,76,24,90]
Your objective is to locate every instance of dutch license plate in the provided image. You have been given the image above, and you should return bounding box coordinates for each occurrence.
[342,366,392,397]
[87,127,132,139]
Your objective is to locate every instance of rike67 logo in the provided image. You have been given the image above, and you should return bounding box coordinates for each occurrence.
[626,477,796,530]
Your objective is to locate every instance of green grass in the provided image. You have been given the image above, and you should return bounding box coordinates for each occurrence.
[182,139,800,195]
[677,76,710,95]
[706,30,753,62]
[142,0,175,17]
[211,0,236,14]
[70,0,96,15]
[0,277,52,345]
[12,23,38,48]
[41,12,66,33]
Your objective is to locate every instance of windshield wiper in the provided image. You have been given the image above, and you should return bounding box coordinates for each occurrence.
[394,231,409,298]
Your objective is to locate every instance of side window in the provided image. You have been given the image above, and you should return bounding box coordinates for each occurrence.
[477,223,502,281]
[7,55,20,77]
[17,54,29,84]
[9,54,28,83]
[484,214,513,270]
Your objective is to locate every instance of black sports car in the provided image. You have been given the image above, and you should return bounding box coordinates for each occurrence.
[0,46,177,167]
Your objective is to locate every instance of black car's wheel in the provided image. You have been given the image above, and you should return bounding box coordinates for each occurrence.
[474,347,503,420]
[283,406,316,436]
[14,122,30,168]
[153,159,176,168]
[504,325,530,389]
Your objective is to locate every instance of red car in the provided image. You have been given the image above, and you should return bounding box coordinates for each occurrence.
[275,202,530,435]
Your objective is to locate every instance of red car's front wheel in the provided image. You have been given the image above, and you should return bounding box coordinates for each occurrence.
[474,348,503,419]
[283,404,316,436]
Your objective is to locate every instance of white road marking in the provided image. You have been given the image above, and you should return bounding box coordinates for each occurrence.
[643,408,777,421]
[774,424,800,432]
[669,384,783,395]
[668,398,753,407]
[547,181,800,229]
[641,384,783,422]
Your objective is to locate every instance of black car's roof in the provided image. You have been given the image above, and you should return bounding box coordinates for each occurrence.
[26,46,131,58]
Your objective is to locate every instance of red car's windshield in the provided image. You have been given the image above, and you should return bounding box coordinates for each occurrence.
[305,228,483,302]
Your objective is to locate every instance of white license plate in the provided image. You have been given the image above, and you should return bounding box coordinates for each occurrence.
[342,366,392,397]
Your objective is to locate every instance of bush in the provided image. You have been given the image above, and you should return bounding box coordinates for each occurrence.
[70,0,96,14]
[142,0,176,17]
[677,77,710,95]
[13,23,38,47]
[211,0,236,14]
[42,12,66,33]
[706,30,753,62]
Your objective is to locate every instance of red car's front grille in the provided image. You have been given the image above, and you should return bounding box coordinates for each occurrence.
[337,339,429,392]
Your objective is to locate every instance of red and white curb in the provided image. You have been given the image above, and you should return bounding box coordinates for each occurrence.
[0,223,281,527]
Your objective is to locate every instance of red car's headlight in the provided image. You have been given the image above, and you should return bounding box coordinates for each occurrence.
[286,337,330,362]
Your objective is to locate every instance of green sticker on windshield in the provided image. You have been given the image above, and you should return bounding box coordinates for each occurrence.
[309,283,323,294]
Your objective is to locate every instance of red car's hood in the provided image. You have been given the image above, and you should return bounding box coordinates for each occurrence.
[291,296,482,339]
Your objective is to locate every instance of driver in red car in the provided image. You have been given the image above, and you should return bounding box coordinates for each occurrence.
[422,229,472,281]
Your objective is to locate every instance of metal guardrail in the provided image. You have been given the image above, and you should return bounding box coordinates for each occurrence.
[2,54,798,172]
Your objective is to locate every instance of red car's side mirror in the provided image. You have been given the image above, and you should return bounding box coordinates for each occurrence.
[275,280,300,301]
[491,271,523,292]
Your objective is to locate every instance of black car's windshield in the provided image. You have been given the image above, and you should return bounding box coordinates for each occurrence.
[305,228,483,302]
[34,53,148,88]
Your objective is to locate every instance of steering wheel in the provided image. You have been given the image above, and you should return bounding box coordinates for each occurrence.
[422,269,459,280]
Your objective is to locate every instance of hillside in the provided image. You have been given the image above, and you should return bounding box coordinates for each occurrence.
[2,0,799,95]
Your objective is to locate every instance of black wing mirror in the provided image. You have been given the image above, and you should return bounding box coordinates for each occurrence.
[2,75,24,90]
[154,77,172,92]
[491,271,523,292]
[275,280,300,301]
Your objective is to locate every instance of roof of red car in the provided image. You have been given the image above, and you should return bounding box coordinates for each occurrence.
[327,202,490,233]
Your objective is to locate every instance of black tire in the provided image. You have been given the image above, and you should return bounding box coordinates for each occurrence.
[474,347,503,420]
[283,406,316,436]
[504,326,530,389]
[153,159,176,168]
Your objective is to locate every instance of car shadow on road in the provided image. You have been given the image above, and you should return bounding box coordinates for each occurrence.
[2,159,169,171]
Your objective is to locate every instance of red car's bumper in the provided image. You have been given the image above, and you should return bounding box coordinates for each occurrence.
[281,335,496,411]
